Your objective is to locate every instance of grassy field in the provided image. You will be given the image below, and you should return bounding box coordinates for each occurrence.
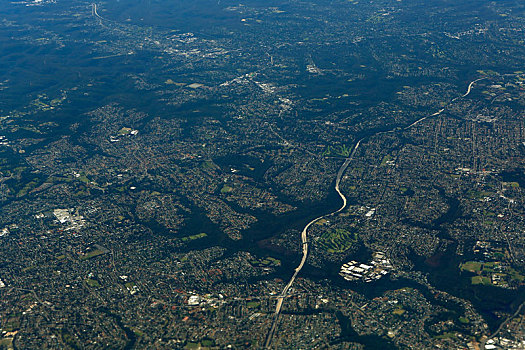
[392,308,405,316]
[220,185,233,193]
[460,261,483,273]
[181,232,208,242]
[461,260,525,287]
[247,301,260,309]
[380,154,392,166]
[80,249,106,260]
[471,276,491,286]
[0,337,14,350]
[249,256,281,268]
[86,278,101,288]
[318,229,357,253]
[322,144,353,157]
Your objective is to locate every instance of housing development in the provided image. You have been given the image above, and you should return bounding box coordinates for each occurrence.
[0,0,524,349]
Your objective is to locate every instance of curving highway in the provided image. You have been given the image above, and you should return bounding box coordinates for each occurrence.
[263,139,361,348]
[263,78,485,348]
[92,4,102,19]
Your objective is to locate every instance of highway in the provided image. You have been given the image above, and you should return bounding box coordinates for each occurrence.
[481,300,525,350]
[92,4,102,19]
[263,77,485,348]
[263,137,362,348]
[461,77,486,98]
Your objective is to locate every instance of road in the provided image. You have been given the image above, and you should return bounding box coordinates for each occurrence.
[263,77,485,348]
[481,300,525,350]
[461,77,486,98]
[92,4,102,19]
[263,138,361,348]
[93,4,97,17]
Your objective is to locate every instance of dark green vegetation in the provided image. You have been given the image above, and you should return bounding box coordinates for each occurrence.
[0,0,524,349]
